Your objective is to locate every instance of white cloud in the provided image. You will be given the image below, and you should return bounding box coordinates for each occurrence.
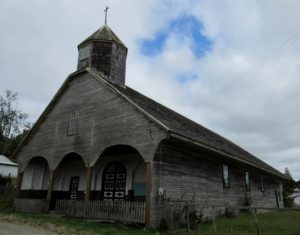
[1,0,300,180]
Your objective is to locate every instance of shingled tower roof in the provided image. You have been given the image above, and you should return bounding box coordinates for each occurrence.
[77,25,128,85]
[78,25,127,48]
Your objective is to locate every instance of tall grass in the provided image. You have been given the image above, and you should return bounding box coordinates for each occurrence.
[191,211,300,235]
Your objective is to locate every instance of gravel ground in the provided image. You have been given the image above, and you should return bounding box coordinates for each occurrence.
[0,220,58,235]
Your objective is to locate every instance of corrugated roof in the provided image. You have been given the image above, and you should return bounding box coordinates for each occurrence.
[78,25,127,48]
[0,155,17,166]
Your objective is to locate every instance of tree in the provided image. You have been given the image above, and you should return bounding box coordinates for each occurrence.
[0,90,31,157]
[282,167,297,207]
[284,167,293,179]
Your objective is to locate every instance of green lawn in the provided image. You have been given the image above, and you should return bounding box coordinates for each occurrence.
[0,209,158,235]
[0,210,299,235]
[191,211,300,235]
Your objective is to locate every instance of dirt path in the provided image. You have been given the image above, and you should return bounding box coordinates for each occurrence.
[0,220,58,235]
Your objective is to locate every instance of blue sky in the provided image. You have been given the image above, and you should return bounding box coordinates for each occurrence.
[140,16,212,59]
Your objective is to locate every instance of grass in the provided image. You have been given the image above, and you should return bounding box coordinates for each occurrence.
[0,209,160,235]
[190,211,300,235]
[0,209,300,235]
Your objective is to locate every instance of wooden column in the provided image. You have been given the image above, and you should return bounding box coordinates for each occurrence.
[46,170,54,202]
[15,172,23,199]
[145,161,152,228]
[85,166,92,201]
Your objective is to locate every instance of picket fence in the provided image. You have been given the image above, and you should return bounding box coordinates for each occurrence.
[55,200,146,224]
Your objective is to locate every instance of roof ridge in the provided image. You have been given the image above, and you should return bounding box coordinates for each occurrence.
[101,80,286,179]
[87,69,170,132]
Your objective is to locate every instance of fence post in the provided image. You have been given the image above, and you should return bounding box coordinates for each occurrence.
[186,203,190,232]
[85,166,92,201]
[15,172,23,199]
[46,170,54,211]
[4,177,10,196]
[145,161,152,228]
[212,216,218,235]
[251,208,262,235]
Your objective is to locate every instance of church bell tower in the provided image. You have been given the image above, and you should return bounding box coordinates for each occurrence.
[77,25,128,86]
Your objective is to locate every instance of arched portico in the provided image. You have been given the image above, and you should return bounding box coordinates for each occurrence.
[51,152,86,208]
[18,156,50,199]
[91,145,147,202]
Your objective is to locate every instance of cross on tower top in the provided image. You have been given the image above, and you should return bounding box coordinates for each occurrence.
[104,6,109,25]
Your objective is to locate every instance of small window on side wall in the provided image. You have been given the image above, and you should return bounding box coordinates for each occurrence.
[223,164,230,188]
[245,171,251,191]
[260,177,265,192]
[68,111,79,136]
[277,190,282,201]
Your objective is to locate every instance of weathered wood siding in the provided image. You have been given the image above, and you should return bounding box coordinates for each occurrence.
[150,140,283,227]
[16,72,167,172]
[90,42,127,86]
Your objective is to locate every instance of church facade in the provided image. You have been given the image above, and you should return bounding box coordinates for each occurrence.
[14,25,287,227]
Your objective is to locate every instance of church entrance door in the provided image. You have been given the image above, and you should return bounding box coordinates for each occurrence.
[69,176,79,200]
[102,162,126,201]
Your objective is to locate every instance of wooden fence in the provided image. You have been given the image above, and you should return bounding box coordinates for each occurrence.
[55,200,146,224]
[14,199,48,213]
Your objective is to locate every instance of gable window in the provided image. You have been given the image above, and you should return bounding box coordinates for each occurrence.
[222,164,230,188]
[260,177,265,192]
[67,111,79,136]
[245,171,250,191]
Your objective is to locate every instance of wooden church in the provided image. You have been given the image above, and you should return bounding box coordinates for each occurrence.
[14,24,287,227]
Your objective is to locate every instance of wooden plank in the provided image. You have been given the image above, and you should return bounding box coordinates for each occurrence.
[15,173,23,199]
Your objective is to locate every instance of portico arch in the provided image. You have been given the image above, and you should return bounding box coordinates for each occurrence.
[52,152,86,204]
[91,145,147,201]
[20,156,49,199]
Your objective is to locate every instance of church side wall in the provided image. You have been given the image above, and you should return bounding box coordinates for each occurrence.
[150,141,283,227]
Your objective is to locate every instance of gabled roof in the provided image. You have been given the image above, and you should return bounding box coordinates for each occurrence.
[14,68,286,179]
[88,70,287,179]
[78,25,127,48]
[0,155,17,166]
